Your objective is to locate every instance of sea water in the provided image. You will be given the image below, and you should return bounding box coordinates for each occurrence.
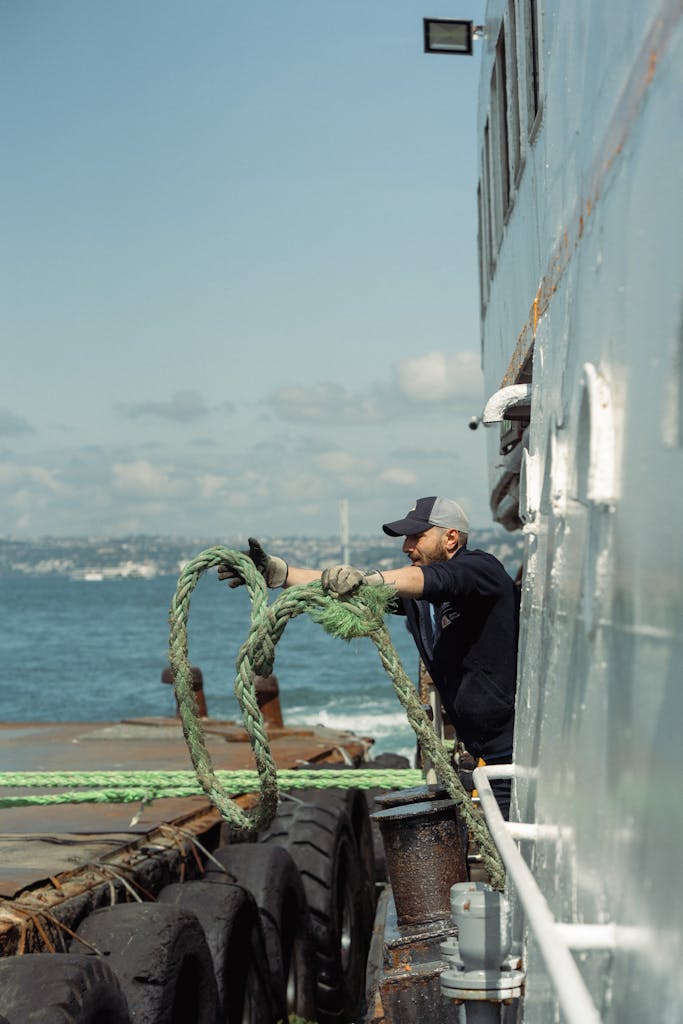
[0,573,420,763]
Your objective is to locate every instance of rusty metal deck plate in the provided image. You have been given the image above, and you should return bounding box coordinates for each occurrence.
[0,717,369,897]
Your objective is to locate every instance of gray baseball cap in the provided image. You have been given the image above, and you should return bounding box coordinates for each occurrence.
[382,496,469,536]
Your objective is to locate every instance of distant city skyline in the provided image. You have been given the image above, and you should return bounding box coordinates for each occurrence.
[2,1,488,538]
[0,527,525,579]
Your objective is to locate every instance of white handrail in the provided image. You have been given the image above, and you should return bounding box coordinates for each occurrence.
[555,923,649,951]
[472,763,602,1024]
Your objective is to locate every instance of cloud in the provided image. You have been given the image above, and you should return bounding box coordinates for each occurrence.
[379,467,418,486]
[111,459,186,497]
[215,401,236,416]
[189,437,221,448]
[269,351,483,427]
[117,390,209,423]
[0,409,35,437]
[313,451,374,475]
[0,354,490,536]
[270,382,386,424]
[0,462,66,494]
[396,350,483,402]
[197,473,228,499]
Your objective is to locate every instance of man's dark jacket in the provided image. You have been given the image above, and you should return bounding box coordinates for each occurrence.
[398,546,518,759]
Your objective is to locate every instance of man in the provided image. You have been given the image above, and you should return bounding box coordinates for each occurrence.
[219,496,518,814]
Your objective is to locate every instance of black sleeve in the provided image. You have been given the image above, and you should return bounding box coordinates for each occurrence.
[421,551,507,607]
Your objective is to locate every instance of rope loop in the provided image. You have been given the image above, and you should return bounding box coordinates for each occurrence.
[168,546,277,832]
[168,547,506,889]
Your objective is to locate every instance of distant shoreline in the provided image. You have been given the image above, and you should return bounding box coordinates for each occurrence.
[0,530,524,579]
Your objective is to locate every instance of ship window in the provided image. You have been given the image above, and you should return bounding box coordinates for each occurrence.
[477,182,489,313]
[487,102,503,250]
[496,30,510,216]
[490,30,510,228]
[483,118,496,275]
[523,0,542,134]
[477,0,527,298]
[505,0,522,186]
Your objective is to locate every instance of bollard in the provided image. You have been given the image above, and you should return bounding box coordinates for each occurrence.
[161,665,208,717]
[374,783,449,811]
[371,799,467,927]
[253,673,284,727]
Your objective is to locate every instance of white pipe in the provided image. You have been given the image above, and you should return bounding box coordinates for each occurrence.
[555,923,650,951]
[473,764,602,1024]
[506,822,570,841]
[482,383,532,424]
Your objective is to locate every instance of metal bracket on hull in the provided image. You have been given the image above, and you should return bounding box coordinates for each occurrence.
[575,363,618,505]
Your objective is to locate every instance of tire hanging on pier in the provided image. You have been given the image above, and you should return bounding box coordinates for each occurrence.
[259,796,369,1024]
[74,903,217,1024]
[157,877,280,1024]
[295,785,377,908]
[204,844,316,1021]
[0,953,131,1023]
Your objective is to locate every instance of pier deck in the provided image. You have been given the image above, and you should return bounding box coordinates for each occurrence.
[0,717,369,908]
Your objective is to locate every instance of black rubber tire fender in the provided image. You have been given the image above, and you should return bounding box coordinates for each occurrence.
[259,800,369,1023]
[293,787,376,888]
[294,786,377,914]
[157,877,279,1024]
[204,844,316,1021]
[74,903,217,1024]
[0,952,130,1023]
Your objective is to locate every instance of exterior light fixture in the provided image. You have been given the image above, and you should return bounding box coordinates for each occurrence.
[423,18,477,55]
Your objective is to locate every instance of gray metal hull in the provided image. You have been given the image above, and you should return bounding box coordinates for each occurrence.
[478,0,683,1019]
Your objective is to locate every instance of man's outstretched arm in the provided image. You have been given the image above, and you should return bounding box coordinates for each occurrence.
[217,539,424,597]
[321,563,425,598]
[216,538,322,589]
[283,565,323,587]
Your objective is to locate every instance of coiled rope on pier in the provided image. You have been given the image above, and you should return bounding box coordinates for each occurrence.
[167,547,506,890]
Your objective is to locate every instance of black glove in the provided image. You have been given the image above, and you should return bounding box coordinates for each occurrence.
[217,538,288,589]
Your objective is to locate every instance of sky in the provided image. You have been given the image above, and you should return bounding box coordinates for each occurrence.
[1,0,490,539]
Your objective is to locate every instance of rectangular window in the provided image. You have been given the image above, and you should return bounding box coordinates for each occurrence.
[477,181,489,312]
[489,24,511,243]
[506,0,522,185]
[523,0,541,131]
[484,117,500,264]
[494,29,511,217]
[479,1,527,289]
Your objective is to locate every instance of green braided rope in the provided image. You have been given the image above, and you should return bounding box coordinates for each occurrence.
[168,546,278,832]
[168,548,405,834]
[368,620,505,890]
[168,549,504,888]
[245,583,505,887]
[0,769,426,809]
[0,770,424,789]
[2,547,506,889]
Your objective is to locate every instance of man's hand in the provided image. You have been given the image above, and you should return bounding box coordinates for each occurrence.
[321,565,385,596]
[217,538,288,589]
